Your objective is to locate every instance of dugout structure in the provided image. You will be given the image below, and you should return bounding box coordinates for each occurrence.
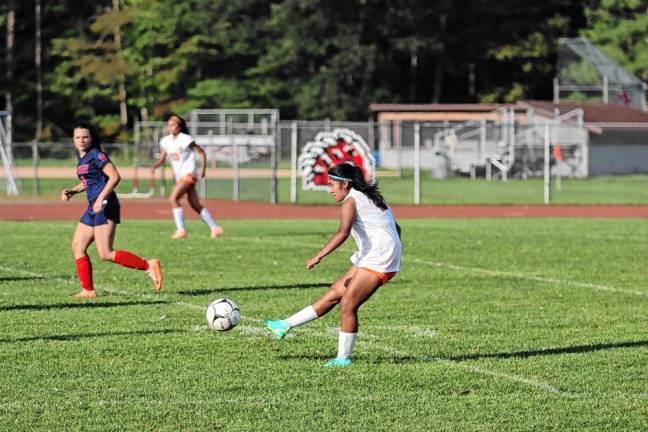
[554,38,647,111]
[134,109,279,203]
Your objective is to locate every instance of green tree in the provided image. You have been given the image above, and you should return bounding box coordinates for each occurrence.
[582,0,648,82]
[51,1,134,139]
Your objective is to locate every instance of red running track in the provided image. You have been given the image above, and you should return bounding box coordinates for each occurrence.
[2,199,648,220]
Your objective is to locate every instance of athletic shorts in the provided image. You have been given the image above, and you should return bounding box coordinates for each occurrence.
[359,267,397,285]
[80,200,121,226]
[179,173,198,185]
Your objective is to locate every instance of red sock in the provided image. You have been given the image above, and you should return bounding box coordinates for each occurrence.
[75,255,94,291]
[113,250,149,271]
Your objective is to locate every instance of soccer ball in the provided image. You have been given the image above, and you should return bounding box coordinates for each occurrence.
[205,298,240,331]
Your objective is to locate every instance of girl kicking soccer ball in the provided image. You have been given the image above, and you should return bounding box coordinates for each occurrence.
[266,163,401,367]
[151,113,223,240]
[61,122,162,298]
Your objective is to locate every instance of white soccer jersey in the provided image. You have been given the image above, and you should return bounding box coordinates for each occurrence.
[159,132,198,180]
[344,188,401,273]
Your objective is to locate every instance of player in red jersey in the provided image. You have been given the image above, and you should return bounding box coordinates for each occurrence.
[61,122,162,298]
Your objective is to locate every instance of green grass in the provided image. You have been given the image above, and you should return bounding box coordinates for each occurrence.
[5,174,648,205]
[1,218,647,430]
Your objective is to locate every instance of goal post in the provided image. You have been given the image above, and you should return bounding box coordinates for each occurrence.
[134,109,280,202]
[0,111,19,195]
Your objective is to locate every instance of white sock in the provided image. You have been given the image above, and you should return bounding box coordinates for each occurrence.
[337,331,357,359]
[172,207,185,231]
[286,305,318,327]
[200,208,218,230]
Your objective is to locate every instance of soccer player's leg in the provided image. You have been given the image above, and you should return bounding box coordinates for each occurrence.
[71,221,97,298]
[187,187,223,238]
[94,221,163,291]
[169,180,193,239]
[324,268,383,367]
[265,267,357,340]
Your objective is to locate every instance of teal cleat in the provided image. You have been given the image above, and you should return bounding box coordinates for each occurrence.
[265,319,291,340]
[323,357,353,368]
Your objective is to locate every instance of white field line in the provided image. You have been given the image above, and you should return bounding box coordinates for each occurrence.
[366,343,581,398]
[405,257,648,298]
[0,265,578,397]
[225,235,648,298]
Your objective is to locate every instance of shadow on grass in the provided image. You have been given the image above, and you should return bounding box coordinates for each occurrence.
[178,282,330,296]
[0,328,183,344]
[276,353,331,361]
[0,300,169,312]
[445,339,648,362]
[278,339,648,364]
[0,275,68,282]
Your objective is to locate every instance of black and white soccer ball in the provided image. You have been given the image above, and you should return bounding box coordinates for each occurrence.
[205,298,240,331]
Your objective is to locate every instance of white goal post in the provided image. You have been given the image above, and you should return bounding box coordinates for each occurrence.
[0,111,19,195]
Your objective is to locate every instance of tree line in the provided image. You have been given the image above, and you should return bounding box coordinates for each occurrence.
[1,0,646,142]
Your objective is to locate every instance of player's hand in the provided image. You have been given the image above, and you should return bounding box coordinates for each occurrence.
[92,200,105,214]
[61,188,73,201]
[200,169,206,178]
[306,256,321,269]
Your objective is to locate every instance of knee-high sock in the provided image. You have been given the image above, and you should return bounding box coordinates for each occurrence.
[200,208,218,229]
[172,207,185,231]
[337,331,357,360]
[286,305,319,327]
[75,255,94,291]
[113,250,149,271]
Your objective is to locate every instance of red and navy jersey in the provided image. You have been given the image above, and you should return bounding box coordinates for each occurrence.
[76,149,118,205]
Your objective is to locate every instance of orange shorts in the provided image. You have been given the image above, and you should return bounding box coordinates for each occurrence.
[180,174,198,185]
[359,267,397,285]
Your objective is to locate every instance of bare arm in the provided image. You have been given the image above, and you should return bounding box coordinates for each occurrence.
[92,163,121,212]
[190,142,207,178]
[306,198,356,269]
[150,149,167,173]
[60,182,86,201]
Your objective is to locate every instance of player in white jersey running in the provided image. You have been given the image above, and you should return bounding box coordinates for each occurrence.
[151,113,224,240]
[266,162,401,367]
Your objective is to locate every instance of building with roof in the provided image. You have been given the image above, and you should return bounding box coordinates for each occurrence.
[370,101,648,177]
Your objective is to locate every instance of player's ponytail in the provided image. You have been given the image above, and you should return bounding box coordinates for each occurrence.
[328,163,387,210]
[165,112,190,135]
[72,121,103,151]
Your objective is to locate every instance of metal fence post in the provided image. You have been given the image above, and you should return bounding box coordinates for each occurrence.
[396,121,402,178]
[544,124,551,204]
[270,112,278,204]
[414,123,421,205]
[230,118,239,201]
[290,122,298,204]
[32,141,39,194]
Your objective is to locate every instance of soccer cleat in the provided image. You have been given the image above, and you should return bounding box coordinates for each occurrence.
[171,229,187,240]
[146,259,163,291]
[323,357,352,368]
[210,226,224,239]
[265,319,291,339]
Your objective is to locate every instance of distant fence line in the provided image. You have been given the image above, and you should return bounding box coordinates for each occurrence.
[4,120,583,204]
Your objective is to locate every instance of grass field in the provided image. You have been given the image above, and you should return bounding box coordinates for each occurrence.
[4,173,648,205]
[1,218,647,430]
